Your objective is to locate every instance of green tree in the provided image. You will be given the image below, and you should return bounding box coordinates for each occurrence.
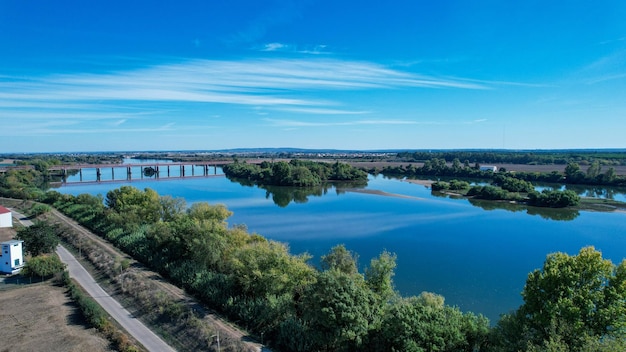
[21,254,66,278]
[16,221,60,256]
[564,162,585,183]
[373,293,471,352]
[300,269,376,351]
[520,246,626,348]
[602,167,617,184]
[365,251,397,302]
[272,161,292,185]
[158,195,186,222]
[321,244,359,275]
[586,160,602,180]
[105,186,161,224]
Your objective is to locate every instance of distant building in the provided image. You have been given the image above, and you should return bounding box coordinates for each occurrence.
[0,206,12,228]
[0,240,24,274]
[479,166,498,172]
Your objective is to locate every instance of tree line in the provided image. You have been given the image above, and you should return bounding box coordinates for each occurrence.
[381,158,626,187]
[395,150,626,166]
[223,159,368,187]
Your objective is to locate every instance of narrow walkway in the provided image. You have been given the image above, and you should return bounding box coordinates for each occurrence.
[56,246,176,352]
[10,208,175,352]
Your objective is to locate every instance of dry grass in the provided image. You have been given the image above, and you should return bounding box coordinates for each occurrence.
[0,283,113,352]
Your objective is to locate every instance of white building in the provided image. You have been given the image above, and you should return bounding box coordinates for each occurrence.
[1,240,24,274]
[479,166,498,172]
[0,206,11,228]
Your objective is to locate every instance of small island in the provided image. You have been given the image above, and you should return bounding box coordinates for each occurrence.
[432,176,581,208]
[223,159,368,187]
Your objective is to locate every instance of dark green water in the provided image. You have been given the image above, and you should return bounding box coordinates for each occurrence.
[56,167,626,323]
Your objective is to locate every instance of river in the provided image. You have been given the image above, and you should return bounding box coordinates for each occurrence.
[53,161,626,323]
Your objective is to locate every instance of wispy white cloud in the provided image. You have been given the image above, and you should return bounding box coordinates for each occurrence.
[1,57,493,137]
[260,42,330,55]
[262,42,288,52]
[265,118,430,127]
[0,121,178,136]
[265,117,488,128]
[467,119,488,124]
[571,49,626,85]
[275,107,370,115]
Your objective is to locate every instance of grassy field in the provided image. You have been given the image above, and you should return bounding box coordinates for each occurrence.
[0,282,113,352]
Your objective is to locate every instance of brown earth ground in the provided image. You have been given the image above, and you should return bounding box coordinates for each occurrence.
[0,227,16,242]
[0,223,112,352]
[0,283,113,352]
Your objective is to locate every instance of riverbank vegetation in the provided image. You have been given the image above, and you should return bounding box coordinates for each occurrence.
[9,186,621,351]
[223,159,368,187]
[433,175,581,208]
[381,157,626,188]
[3,155,626,350]
[395,150,626,166]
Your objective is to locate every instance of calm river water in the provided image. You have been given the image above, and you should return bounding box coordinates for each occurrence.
[54,162,626,323]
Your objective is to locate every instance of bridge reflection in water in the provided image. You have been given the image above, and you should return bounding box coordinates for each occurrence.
[49,162,228,184]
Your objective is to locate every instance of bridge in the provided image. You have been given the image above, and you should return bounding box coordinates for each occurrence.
[47,161,233,184]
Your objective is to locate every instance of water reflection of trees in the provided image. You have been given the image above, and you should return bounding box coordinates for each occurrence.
[564,184,626,201]
[228,177,365,207]
[261,184,332,207]
[535,183,626,201]
[468,198,579,221]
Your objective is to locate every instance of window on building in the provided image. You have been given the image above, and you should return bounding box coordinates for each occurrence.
[14,258,20,266]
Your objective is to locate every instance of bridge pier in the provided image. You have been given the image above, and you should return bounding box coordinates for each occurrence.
[49,161,227,184]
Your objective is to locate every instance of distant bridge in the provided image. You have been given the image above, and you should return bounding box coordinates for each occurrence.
[47,161,234,184]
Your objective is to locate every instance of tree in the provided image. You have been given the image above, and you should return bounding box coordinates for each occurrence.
[602,167,617,184]
[272,161,292,185]
[300,269,376,351]
[527,189,580,208]
[321,244,358,275]
[586,160,602,180]
[21,254,66,278]
[373,293,475,352]
[520,246,626,348]
[365,251,397,302]
[105,186,161,224]
[16,221,60,256]
[564,162,585,183]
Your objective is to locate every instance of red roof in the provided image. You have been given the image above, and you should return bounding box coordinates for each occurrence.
[0,206,10,214]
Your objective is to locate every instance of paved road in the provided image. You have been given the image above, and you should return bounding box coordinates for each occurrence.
[56,246,175,352]
[10,208,176,352]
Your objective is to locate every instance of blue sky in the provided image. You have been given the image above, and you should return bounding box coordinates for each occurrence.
[1,1,625,152]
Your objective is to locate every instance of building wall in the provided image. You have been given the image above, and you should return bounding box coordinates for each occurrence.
[0,241,24,274]
[0,211,12,228]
